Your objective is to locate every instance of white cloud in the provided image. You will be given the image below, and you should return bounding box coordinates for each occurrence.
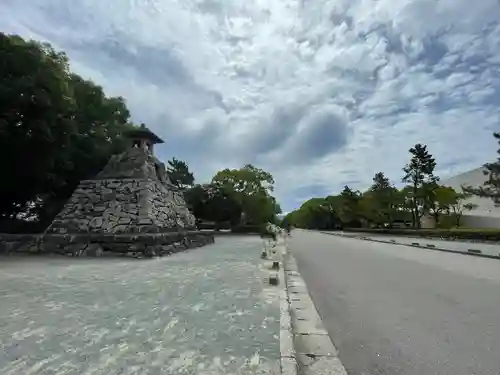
[1,0,500,211]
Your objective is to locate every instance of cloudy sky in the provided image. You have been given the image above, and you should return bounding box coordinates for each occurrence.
[2,0,500,211]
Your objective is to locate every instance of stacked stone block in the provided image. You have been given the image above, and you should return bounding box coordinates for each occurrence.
[38,142,213,257]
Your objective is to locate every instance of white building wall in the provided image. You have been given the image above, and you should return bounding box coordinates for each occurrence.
[440,166,500,228]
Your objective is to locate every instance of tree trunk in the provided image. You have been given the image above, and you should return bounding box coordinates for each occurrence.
[411,201,417,228]
[410,184,418,228]
[413,207,421,228]
[433,212,439,227]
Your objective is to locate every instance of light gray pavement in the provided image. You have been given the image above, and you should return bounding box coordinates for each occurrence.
[0,236,280,375]
[324,231,500,257]
[289,230,500,375]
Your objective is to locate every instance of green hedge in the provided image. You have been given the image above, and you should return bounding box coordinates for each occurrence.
[341,227,500,241]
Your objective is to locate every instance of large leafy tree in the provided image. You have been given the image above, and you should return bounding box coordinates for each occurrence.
[212,164,278,225]
[0,33,75,219]
[425,184,456,226]
[184,183,242,226]
[337,186,363,227]
[402,144,438,228]
[0,33,133,226]
[361,172,402,227]
[212,164,274,196]
[40,75,135,220]
[289,197,341,229]
[166,157,195,188]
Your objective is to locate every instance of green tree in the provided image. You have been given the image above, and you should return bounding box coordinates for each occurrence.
[183,184,207,219]
[361,172,402,227]
[184,183,242,227]
[212,164,274,196]
[166,157,195,188]
[425,184,457,226]
[0,33,134,228]
[337,186,363,227]
[0,33,75,219]
[464,132,500,204]
[402,144,438,228]
[244,193,281,225]
[288,197,340,229]
[447,190,477,227]
[212,164,278,225]
[40,75,135,221]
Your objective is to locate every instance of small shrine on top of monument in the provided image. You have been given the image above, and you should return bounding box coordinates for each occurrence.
[46,123,197,235]
[128,122,164,152]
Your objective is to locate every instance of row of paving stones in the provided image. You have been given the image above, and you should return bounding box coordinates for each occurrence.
[0,235,280,375]
[278,235,348,375]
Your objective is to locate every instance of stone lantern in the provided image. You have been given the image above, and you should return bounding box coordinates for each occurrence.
[125,123,164,154]
[39,122,213,257]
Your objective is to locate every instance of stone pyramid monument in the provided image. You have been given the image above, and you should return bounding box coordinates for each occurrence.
[41,124,214,257]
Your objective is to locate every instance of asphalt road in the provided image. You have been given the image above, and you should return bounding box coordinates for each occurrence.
[288,230,500,375]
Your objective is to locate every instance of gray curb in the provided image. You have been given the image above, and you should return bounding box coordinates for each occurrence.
[319,230,500,245]
[279,237,299,375]
[280,235,348,375]
[321,232,500,260]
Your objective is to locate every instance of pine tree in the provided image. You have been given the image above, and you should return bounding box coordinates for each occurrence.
[367,172,400,227]
[464,132,500,203]
[402,144,438,228]
[166,157,195,188]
